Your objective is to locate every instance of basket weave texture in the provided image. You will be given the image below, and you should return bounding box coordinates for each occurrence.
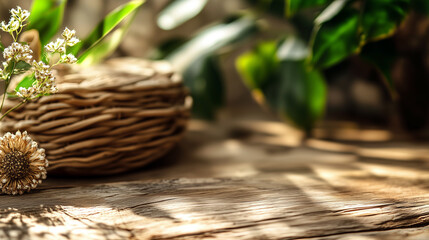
[1,58,191,175]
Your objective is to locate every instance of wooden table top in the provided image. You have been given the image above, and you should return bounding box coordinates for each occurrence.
[2,119,429,240]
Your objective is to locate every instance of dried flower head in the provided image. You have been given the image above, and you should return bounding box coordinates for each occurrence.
[0,131,48,195]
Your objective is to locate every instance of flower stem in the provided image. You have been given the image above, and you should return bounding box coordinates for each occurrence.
[0,62,16,114]
[0,100,26,121]
[0,79,11,114]
[0,86,7,114]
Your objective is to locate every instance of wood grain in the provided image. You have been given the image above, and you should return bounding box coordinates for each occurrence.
[1,119,429,239]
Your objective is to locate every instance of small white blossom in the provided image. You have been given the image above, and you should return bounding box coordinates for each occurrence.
[1,6,29,34]
[31,60,58,95]
[0,22,7,32]
[10,6,30,23]
[35,81,57,95]
[61,28,80,46]
[61,27,75,40]
[45,38,65,53]
[66,37,80,46]
[1,18,19,32]
[50,85,58,94]
[39,83,58,95]
[3,42,33,63]
[60,54,77,64]
[32,60,50,71]
[16,86,37,99]
[32,60,54,82]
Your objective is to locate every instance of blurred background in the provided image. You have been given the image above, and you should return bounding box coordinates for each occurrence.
[2,0,429,141]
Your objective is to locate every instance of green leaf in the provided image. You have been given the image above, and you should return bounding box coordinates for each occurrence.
[157,0,208,30]
[167,16,258,72]
[27,0,67,46]
[314,0,348,24]
[310,0,410,69]
[183,55,224,119]
[69,0,145,57]
[277,36,309,60]
[236,41,278,89]
[274,60,326,131]
[288,13,318,42]
[267,0,288,17]
[362,0,409,41]
[245,0,286,17]
[13,61,32,74]
[286,0,332,17]
[237,39,326,131]
[78,4,140,65]
[15,74,36,92]
[310,8,361,68]
[411,0,429,15]
[165,16,257,118]
[360,38,397,96]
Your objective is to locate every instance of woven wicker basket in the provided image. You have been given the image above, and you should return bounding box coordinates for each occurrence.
[0,58,191,175]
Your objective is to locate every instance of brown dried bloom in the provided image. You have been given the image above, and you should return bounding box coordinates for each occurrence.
[0,131,48,195]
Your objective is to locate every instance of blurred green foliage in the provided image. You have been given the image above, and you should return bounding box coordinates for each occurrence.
[69,0,144,65]
[286,0,331,17]
[163,16,258,119]
[237,39,326,132]
[310,7,361,69]
[27,0,67,46]
[156,0,429,132]
[157,0,208,30]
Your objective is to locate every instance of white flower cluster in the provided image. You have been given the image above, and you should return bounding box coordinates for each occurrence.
[45,39,66,53]
[1,19,19,33]
[10,6,30,23]
[16,86,36,98]
[0,6,29,39]
[33,60,58,93]
[16,61,59,99]
[33,60,54,83]
[60,54,77,64]
[62,27,80,47]
[0,6,79,101]
[3,42,33,63]
[16,27,80,99]
[45,27,80,64]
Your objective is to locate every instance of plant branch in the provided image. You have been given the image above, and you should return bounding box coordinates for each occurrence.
[0,100,26,121]
[0,87,7,114]
[0,61,17,113]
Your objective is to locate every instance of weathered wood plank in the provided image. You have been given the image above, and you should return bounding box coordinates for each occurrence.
[1,120,429,239]
[2,176,429,240]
